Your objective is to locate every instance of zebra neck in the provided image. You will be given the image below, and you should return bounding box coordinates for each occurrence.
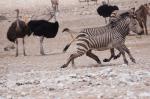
[113,17,130,37]
[118,25,129,37]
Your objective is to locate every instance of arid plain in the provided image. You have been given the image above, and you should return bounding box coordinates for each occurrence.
[0,0,150,98]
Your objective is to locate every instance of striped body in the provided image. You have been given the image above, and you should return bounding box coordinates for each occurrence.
[79,24,112,36]
[76,16,130,54]
[78,15,127,38]
[77,17,129,54]
[61,12,142,68]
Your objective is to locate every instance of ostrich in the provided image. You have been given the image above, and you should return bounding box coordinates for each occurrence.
[51,0,59,12]
[7,9,31,57]
[97,1,119,23]
[78,0,98,5]
[27,13,59,55]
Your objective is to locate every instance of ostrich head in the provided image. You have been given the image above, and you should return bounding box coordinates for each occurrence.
[15,9,19,18]
[15,9,19,13]
[102,1,107,5]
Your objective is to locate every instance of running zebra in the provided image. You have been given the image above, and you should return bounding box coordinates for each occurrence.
[61,10,142,68]
[62,15,118,52]
[62,22,119,62]
[62,10,132,62]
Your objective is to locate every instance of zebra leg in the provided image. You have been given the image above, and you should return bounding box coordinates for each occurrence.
[139,21,145,35]
[122,45,136,63]
[103,48,122,62]
[61,53,83,68]
[22,38,27,56]
[103,48,115,62]
[144,21,148,35]
[71,58,75,66]
[116,47,128,65]
[86,50,101,64]
[113,52,121,60]
[40,36,45,55]
[15,39,18,57]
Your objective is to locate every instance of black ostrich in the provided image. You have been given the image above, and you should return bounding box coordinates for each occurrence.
[97,1,119,23]
[7,9,31,57]
[27,15,59,55]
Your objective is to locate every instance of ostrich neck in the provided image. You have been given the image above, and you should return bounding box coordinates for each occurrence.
[16,11,20,31]
[53,12,57,22]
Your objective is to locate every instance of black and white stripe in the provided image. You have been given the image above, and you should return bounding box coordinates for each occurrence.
[61,12,142,68]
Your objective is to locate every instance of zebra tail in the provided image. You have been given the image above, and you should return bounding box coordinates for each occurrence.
[63,38,76,52]
[62,28,77,39]
[63,29,86,52]
[63,43,71,52]
[63,34,81,52]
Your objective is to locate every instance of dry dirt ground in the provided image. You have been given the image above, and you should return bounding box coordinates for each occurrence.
[0,0,150,99]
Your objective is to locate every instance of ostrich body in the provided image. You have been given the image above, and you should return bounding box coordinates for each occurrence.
[27,17,59,55]
[7,9,30,56]
[97,1,119,23]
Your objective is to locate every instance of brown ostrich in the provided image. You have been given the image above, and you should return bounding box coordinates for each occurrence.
[7,9,31,56]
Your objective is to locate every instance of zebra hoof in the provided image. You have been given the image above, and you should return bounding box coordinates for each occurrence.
[114,55,120,60]
[61,64,67,68]
[24,53,27,56]
[41,53,46,55]
[15,54,18,57]
[103,59,110,62]
[124,60,128,65]
[131,58,136,63]
[97,61,101,64]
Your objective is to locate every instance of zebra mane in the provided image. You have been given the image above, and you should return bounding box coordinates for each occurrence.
[120,12,130,18]
[109,11,131,28]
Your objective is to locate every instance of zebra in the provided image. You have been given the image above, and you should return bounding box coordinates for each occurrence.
[61,10,143,68]
[62,13,120,52]
[62,23,119,62]
[62,9,133,62]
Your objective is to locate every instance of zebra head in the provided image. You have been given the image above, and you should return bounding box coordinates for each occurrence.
[110,8,143,35]
[127,11,143,35]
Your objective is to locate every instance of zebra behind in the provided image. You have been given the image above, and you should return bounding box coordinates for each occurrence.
[61,10,142,68]
[62,24,113,52]
[62,21,119,62]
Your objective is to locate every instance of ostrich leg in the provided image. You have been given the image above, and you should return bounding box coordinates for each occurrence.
[40,36,45,55]
[15,39,18,57]
[107,0,109,4]
[105,18,107,24]
[22,38,27,56]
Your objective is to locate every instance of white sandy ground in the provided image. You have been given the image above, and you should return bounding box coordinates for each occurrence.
[0,0,150,99]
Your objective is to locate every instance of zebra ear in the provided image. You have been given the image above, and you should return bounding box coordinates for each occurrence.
[129,7,136,17]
